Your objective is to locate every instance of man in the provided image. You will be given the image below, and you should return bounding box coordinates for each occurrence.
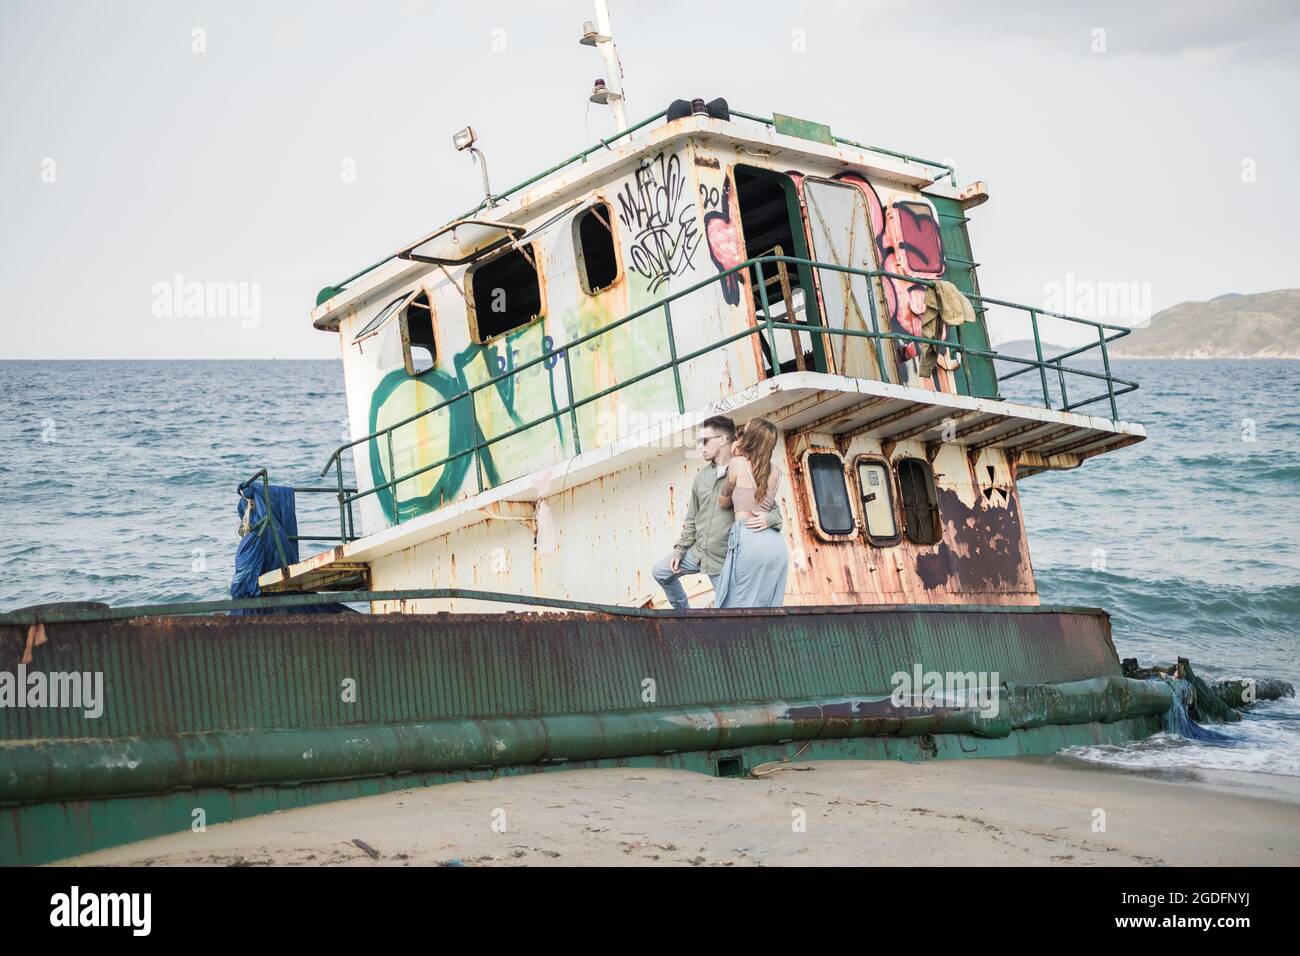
[651,415,783,609]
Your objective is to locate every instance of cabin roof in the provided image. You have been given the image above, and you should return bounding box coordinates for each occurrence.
[309,109,967,332]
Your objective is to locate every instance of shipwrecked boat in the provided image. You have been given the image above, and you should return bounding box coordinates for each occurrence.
[1,12,1247,865]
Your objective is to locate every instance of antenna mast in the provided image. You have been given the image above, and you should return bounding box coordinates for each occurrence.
[581,0,628,133]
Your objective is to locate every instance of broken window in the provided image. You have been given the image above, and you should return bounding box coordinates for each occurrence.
[400,291,436,376]
[896,457,940,545]
[469,244,543,342]
[807,452,855,536]
[575,202,619,294]
[855,457,900,545]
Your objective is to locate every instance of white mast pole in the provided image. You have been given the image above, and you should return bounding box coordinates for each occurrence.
[593,0,628,133]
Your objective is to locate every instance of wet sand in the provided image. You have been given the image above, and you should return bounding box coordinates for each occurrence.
[67,758,1300,867]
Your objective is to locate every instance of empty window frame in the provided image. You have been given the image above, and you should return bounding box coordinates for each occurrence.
[468,244,543,342]
[854,456,900,545]
[575,202,619,294]
[806,451,856,536]
[896,457,940,545]
[400,290,436,376]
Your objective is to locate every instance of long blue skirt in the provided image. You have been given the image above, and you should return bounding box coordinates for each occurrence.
[714,520,789,608]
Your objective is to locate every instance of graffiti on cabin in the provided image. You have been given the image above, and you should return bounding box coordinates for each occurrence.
[366,322,574,522]
[977,463,1012,507]
[616,151,700,292]
[365,155,681,524]
[702,178,744,306]
[835,174,957,379]
[366,364,475,522]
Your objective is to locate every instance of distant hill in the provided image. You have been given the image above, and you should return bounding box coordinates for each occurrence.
[993,338,1071,360]
[1108,289,1300,359]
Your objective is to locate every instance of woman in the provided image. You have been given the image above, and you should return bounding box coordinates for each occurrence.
[714,418,789,608]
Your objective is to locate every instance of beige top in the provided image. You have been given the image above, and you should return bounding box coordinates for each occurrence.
[728,456,781,515]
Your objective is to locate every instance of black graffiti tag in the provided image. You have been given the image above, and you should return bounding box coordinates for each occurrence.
[616,152,700,293]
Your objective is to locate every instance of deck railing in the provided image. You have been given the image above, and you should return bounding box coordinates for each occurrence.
[236,468,359,552]
[270,255,1137,548]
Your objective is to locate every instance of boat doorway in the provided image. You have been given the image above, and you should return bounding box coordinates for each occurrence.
[733,165,827,376]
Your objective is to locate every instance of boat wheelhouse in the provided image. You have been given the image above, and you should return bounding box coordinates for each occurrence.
[256,103,1143,612]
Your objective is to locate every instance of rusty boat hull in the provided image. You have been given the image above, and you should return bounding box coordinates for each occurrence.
[0,603,1169,865]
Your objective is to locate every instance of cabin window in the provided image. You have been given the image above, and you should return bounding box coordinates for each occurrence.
[575,202,619,294]
[469,244,543,342]
[896,458,940,545]
[807,452,855,536]
[400,291,436,376]
[855,457,900,545]
[353,293,411,345]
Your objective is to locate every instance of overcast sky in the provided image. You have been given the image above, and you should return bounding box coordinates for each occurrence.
[3,0,1297,359]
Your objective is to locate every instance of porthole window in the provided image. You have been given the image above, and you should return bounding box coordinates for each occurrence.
[807,452,855,536]
[855,457,900,545]
[896,457,940,545]
[575,202,619,294]
[400,291,436,376]
[469,244,543,342]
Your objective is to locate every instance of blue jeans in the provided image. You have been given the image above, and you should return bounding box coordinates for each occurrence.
[652,549,720,610]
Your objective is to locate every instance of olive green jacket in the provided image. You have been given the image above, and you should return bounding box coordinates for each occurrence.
[673,463,783,575]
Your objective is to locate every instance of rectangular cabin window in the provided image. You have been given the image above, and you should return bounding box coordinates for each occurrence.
[896,458,940,545]
[575,202,619,294]
[807,452,855,536]
[855,458,900,545]
[469,244,543,342]
[400,291,436,376]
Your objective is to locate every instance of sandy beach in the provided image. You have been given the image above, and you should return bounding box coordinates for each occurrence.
[67,757,1300,867]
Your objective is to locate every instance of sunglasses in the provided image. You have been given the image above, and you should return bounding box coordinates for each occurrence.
[697,434,726,446]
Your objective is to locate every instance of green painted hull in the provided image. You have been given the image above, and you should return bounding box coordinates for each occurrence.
[0,604,1167,865]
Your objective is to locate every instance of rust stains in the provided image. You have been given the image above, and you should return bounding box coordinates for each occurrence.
[781,437,1035,606]
[915,485,1026,592]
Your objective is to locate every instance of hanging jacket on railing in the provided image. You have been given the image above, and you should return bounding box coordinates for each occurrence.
[917,279,975,377]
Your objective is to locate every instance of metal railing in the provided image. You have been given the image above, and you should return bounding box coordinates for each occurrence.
[236,468,358,550]
[300,255,1136,548]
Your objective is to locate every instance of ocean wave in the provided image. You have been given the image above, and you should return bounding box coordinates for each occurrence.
[1063,698,1300,778]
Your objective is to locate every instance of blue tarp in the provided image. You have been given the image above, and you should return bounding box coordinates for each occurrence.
[229,484,356,615]
[230,484,300,609]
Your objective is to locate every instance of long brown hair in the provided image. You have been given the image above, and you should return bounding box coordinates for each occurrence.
[735,418,778,500]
